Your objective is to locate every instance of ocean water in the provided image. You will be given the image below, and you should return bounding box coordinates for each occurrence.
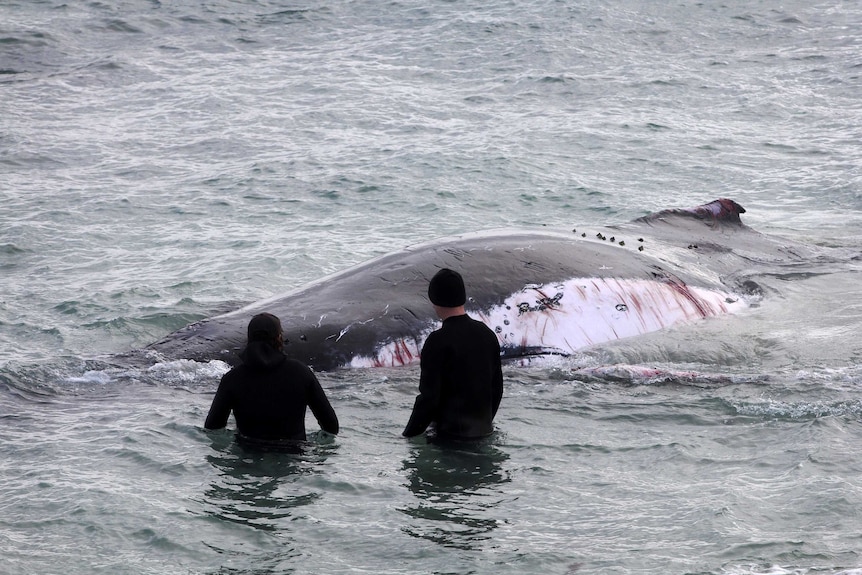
[2,1,862,574]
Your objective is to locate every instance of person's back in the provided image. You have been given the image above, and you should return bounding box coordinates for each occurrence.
[418,314,502,439]
[403,269,503,440]
[205,313,339,442]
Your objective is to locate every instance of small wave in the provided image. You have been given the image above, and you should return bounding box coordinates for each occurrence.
[63,370,117,386]
[721,565,862,575]
[0,243,26,255]
[1,355,230,399]
[146,358,230,385]
[518,355,764,387]
[567,363,750,387]
[59,357,231,390]
[730,397,862,419]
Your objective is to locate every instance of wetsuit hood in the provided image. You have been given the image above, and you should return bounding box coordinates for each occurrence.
[238,341,287,369]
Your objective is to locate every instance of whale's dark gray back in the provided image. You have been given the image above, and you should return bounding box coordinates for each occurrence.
[143,199,837,371]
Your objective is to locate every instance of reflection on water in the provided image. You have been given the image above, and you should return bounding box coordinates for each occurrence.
[202,430,336,532]
[400,435,511,550]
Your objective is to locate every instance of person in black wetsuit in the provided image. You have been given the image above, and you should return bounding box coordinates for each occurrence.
[402,268,503,441]
[204,313,339,443]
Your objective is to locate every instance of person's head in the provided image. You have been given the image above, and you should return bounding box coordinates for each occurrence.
[247,312,284,350]
[428,268,466,317]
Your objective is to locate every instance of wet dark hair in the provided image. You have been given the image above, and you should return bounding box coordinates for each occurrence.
[247,312,283,342]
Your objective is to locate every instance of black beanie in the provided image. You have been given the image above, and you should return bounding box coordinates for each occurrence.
[427,268,466,307]
[247,313,283,342]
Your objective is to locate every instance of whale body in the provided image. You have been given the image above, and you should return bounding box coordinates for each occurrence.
[144,199,827,371]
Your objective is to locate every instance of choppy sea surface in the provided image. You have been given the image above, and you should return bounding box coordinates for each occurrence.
[2,1,862,574]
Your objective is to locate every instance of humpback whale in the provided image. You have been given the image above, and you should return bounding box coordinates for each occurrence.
[144,199,829,371]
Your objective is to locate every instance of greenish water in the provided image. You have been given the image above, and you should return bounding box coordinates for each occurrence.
[2,1,862,573]
[5,361,862,574]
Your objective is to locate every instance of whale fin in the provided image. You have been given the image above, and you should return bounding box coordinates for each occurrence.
[635,198,747,227]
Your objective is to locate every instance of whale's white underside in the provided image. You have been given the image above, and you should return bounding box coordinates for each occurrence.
[348,276,747,368]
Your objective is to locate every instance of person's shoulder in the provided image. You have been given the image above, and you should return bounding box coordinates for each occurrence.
[281,357,317,376]
[420,327,445,353]
[468,315,501,345]
[468,314,496,331]
[222,363,246,379]
[217,364,248,391]
[424,325,446,342]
